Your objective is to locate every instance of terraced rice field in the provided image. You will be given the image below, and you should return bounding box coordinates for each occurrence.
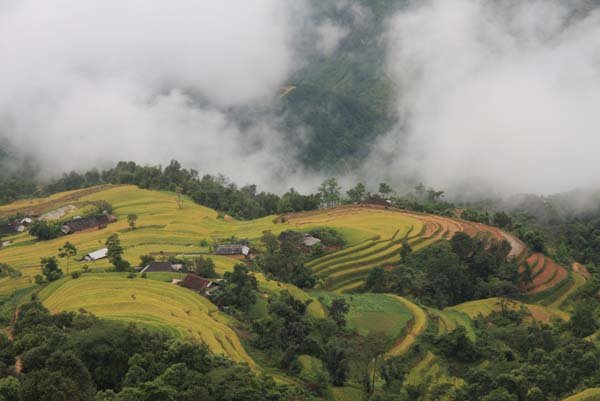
[385,295,427,357]
[562,388,600,401]
[448,297,569,323]
[302,206,527,291]
[38,274,259,371]
[430,308,476,340]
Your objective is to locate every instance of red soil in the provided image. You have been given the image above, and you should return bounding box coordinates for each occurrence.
[528,257,568,294]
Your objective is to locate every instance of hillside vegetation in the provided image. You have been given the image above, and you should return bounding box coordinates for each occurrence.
[0,184,596,401]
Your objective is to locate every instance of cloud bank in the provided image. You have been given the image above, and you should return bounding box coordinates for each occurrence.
[376,0,600,195]
[0,0,313,190]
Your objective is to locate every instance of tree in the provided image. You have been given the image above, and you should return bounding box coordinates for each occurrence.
[193,256,217,278]
[41,257,63,282]
[318,178,341,208]
[346,183,366,203]
[58,242,77,274]
[216,264,258,312]
[29,221,61,241]
[261,230,279,256]
[105,234,129,272]
[323,340,348,386]
[378,183,392,196]
[400,240,412,261]
[127,214,138,229]
[570,302,598,337]
[329,298,350,329]
[139,254,155,267]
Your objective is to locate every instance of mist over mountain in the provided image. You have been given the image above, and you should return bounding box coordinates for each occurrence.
[1,0,600,196]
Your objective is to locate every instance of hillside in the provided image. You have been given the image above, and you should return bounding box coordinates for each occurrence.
[0,184,595,400]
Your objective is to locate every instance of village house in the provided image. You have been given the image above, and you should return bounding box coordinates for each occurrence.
[214,244,250,256]
[278,230,322,247]
[139,261,185,274]
[12,217,33,233]
[83,248,108,262]
[177,274,219,295]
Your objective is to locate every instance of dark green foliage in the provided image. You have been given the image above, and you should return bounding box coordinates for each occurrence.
[308,227,345,247]
[214,264,258,313]
[192,256,217,278]
[139,255,155,268]
[254,233,316,288]
[0,264,21,279]
[105,234,130,272]
[28,221,61,241]
[5,302,316,401]
[364,239,519,308]
[329,298,349,329]
[323,340,348,386]
[41,257,63,282]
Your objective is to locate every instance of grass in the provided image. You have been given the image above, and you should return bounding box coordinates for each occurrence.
[312,292,413,338]
[38,273,259,371]
[0,186,423,290]
[449,297,569,323]
[562,388,600,401]
[430,309,476,341]
[330,385,364,401]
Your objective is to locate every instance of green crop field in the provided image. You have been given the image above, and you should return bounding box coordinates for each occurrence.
[312,291,413,338]
[38,274,259,371]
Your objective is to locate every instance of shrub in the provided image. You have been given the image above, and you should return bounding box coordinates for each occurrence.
[127,272,136,279]
[71,271,81,279]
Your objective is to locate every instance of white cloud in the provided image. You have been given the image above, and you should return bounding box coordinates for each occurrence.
[376,0,600,195]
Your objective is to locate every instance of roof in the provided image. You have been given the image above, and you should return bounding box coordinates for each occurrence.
[85,248,108,261]
[141,262,174,273]
[361,197,392,207]
[303,234,322,247]
[215,244,249,256]
[62,215,111,233]
[178,274,213,291]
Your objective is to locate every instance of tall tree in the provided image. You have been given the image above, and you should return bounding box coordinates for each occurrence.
[378,183,392,197]
[58,242,77,274]
[329,298,350,329]
[127,214,138,230]
[346,183,366,203]
[319,178,341,208]
[40,257,63,282]
[105,234,129,272]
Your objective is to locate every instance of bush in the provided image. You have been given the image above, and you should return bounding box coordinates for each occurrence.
[127,272,136,279]
[141,272,147,279]
[309,227,345,247]
[71,271,81,279]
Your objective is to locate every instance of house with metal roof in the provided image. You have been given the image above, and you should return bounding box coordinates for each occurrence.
[214,244,250,256]
[83,248,108,262]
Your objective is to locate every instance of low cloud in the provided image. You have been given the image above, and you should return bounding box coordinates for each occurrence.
[0,0,314,190]
[373,0,600,196]
[315,20,349,55]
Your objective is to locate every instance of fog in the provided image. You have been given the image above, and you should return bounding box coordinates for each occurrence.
[374,0,600,196]
[0,0,322,190]
[1,0,600,197]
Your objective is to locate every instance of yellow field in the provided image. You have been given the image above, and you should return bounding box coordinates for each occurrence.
[562,388,600,401]
[38,274,259,371]
[0,186,426,285]
[386,295,427,357]
[448,298,569,323]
